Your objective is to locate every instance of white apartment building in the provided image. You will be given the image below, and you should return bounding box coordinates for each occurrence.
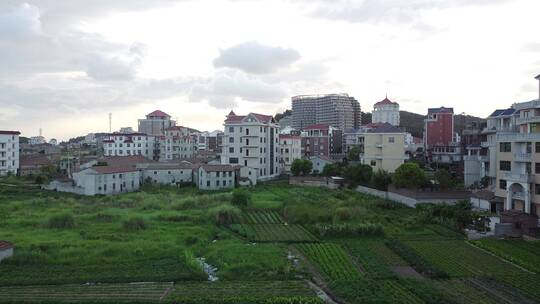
[221,111,281,180]
[159,126,196,161]
[30,136,46,145]
[279,134,302,173]
[0,131,20,176]
[138,110,176,136]
[138,163,193,185]
[103,133,158,160]
[372,97,400,126]
[73,166,142,196]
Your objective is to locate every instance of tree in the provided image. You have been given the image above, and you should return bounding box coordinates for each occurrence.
[372,169,392,191]
[231,188,250,207]
[434,169,453,190]
[291,159,313,176]
[322,163,342,177]
[392,162,426,189]
[343,163,372,184]
[347,146,360,161]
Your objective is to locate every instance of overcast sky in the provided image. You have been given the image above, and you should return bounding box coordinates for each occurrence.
[1,0,539,140]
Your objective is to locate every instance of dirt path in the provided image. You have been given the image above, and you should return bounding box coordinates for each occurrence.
[159,283,174,302]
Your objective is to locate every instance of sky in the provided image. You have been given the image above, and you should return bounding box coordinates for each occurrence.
[0,0,539,141]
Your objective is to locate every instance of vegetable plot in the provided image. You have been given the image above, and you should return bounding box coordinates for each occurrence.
[297,243,361,281]
[231,224,318,243]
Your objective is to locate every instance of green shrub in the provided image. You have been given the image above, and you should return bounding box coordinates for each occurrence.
[122,217,147,231]
[231,188,250,207]
[185,236,199,246]
[47,213,75,229]
[208,205,241,226]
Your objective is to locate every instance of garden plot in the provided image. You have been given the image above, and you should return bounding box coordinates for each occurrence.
[243,210,285,224]
[0,282,172,303]
[472,239,540,273]
[168,281,322,303]
[329,279,424,304]
[297,243,361,281]
[231,224,318,243]
[341,239,407,279]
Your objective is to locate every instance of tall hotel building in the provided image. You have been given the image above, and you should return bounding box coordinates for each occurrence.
[291,94,361,131]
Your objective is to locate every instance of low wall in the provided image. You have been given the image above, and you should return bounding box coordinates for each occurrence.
[289,176,339,189]
[43,181,86,195]
[356,185,471,208]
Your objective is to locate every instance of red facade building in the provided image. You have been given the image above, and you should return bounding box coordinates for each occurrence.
[425,107,454,146]
[301,124,343,157]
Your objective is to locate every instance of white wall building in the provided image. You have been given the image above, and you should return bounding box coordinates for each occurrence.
[73,166,142,196]
[159,126,196,161]
[197,164,236,190]
[138,163,193,185]
[372,97,400,126]
[30,136,46,145]
[0,241,14,263]
[0,131,20,176]
[103,133,158,160]
[138,110,176,136]
[279,134,302,173]
[221,111,281,180]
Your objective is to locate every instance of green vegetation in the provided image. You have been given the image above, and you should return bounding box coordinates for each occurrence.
[1,177,539,303]
[290,159,313,176]
[392,162,426,189]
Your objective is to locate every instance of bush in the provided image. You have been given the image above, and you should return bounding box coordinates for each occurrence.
[231,189,250,207]
[122,217,147,231]
[291,159,313,176]
[392,162,426,189]
[371,169,392,191]
[434,168,454,189]
[185,236,199,246]
[47,213,75,229]
[343,163,372,185]
[208,205,241,226]
[322,163,342,177]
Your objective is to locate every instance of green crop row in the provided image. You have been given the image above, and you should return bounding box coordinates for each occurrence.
[297,243,361,281]
[471,239,540,273]
[243,211,285,224]
[230,224,317,243]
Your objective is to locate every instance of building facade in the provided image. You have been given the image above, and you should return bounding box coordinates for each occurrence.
[137,110,176,136]
[279,134,302,173]
[0,131,20,176]
[372,97,400,126]
[300,124,342,157]
[197,165,236,190]
[424,107,462,163]
[103,133,158,160]
[159,126,196,161]
[291,94,361,131]
[220,111,280,180]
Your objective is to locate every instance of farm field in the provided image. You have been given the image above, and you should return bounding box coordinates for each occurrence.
[1,178,540,303]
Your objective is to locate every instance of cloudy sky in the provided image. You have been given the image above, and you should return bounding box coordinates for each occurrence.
[1,0,539,140]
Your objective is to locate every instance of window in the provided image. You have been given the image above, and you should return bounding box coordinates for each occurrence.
[536,142,540,153]
[499,179,507,190]
[370,160,376,166]
[246,128,249,135]
[216,180,220,186]
[500,142,511,152]
[229,127,234,133]
[230,157,239,164]
[536,184,540,195]
[388,137,395,143]
[229,137,234,143]
[499,161,511,171]
[535,163,540,174]
[217,172,220,177]
[229,147,234,153]
[207,181,210,187]
[246,139,249,145]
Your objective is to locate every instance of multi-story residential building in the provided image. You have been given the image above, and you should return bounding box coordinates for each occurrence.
[137,110,176,136]
[372,96,400,126]
[300,124,343,157]
[279,134,302,173]
[462,121,488,187]
[102,133,158,160]
[291,94,361,131]
[0,131,20,176]
[30,136,46,145]
[159,126,196,161]
[197,130,224,152]
[358,123,408,173]
[424,107,462,163]
[197,165,236,190]
[220,111,280,180]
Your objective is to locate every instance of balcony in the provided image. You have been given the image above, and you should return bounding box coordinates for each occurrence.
[503,172,534,183]
[516,116,540,125]
[511,191,525,200]
[514,153,532,162]
[480,141,491,148]
[376,142,383,148]
[463,155,488,162]
[497,133,540,142]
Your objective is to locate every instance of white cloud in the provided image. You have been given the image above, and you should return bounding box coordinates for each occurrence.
[213,41,301,74]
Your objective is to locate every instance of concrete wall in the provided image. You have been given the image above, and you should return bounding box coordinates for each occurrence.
[142,168,192,185]
[0,248,13,262]
[356,185,469,208]
[470,197,491,211]
[198,167,235,190]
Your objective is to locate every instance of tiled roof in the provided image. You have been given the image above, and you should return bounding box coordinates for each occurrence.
[90,166,139,174]
[144,163,193,170]
[472,190,494,200]
[367,122,403,133]
[252,113,273,123]
[20,155,54,166]
[101,155,154,167]
[165,126,187,131]
[374,97,398,106]
[147,110,170,117]
[0,131,20,135]
[0,241,14,251]
[428,107,454,114]
[224,112,274,124]
[279,134,301,139]
[200,164,235,172]
[304,123,330,130]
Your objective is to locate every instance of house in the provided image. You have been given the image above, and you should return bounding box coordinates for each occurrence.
[301,124,343,157]
[220,111,280,180]
[19,154,59,176]
[197,164,236,190]
[309,155,336,174]
[279,134,302,173]
[137,110,176,136]
[158,126,196,161]
[372,96,400,126]
[138,162,193,185]
[102,133,158,160]
[0,241,14,263]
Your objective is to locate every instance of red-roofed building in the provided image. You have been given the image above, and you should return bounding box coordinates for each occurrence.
[0,241,14,262]
[138,110,176,136]
[221,111,280,180]
[372,96,400,126]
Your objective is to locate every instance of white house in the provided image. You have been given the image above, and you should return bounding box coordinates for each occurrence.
[73,166,142,196]
[198,164,236,190]
[220,111,280,181]
[309,155,336,174]
[372,97,400,126]
[159,126,196,161]
[138,162,193,185]
[0,131,20,176]
[103,133,158,160]
[279,134,302,173]
[0,241,14,263]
